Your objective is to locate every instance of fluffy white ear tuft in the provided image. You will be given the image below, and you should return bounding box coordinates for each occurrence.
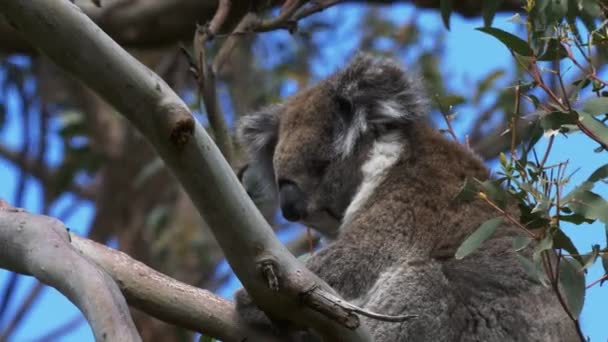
[333,53,429,126]
[237,104,281,156]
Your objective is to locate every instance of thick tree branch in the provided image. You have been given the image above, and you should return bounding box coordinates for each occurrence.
[0,0,524,53]
[69,234,249,342]
[0,201,140,341]
[0,1,371,340]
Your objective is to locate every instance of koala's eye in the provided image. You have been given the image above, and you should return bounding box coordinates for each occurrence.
[335,96,353,123]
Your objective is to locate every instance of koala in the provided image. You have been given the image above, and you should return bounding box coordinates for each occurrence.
[235,54,577,342]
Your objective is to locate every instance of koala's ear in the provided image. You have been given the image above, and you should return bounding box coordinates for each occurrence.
[237,104,281,156]
[236,105,282,221]
[334,53,429,126]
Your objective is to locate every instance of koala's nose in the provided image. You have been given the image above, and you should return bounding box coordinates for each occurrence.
[278,181,306,222]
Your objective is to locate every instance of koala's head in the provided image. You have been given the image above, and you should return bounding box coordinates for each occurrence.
[238,54,428,238]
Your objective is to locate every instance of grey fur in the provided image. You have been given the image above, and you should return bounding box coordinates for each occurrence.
[235,54,577,342]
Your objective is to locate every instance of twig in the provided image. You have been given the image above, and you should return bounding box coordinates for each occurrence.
[0,273,19,321]
[208,0,232,35]
[191,24,234,163]
[477,192,538,239]
[0,282,44,341]
[586,274,608,289]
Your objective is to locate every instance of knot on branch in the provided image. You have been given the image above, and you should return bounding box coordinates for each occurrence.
[168,116,195,150]
[259,259,280,292]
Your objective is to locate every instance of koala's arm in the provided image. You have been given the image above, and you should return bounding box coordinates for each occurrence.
[304,242,464,341]
[234,288,322,342]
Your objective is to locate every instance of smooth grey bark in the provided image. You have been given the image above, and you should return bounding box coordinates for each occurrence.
[0,1,370,340]
[0,207,141,342]
[70,235,249,342]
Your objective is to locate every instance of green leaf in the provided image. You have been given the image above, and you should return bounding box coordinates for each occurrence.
[577,110,608,148]
[558,214,595,225]
[479,180,507,209]
[587,164,608,183]
[516,254,542,284]
[540,111,579,135]
[565,189,608,223]
[533,233,554,262]
[559,258,585,319]
[537,38,568,61]
[582,97,608,116]
[452,178,478,203]
[531,200,550,215]
[474,70,505,103]
[440,0,452,30]
[435,94,466,108]
[199,335,216,342]
[455,217,504,259]
[553,229,582,265]
[476,27,534,56]
[513,235,533,251]
[581,244,600,271]
[482,0,502,27]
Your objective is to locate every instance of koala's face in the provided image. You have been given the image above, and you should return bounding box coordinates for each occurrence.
[238,54,427,237]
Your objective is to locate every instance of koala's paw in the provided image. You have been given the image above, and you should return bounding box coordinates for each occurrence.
[234,288,320,342]
[234,288,274,332]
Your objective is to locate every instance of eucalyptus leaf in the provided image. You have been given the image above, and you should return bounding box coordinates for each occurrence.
[452,178,478,203]
[577,110,608,147]
[582,97,608,116]
[516,254,542,284]
[476,27,534,57]
[581,244,600,271]
[479,180,507,209]
[537,38,568,61]
[540,111,578,133]
[513,235,533,252]
[455,217,504,259]
[587,164,608,183]
[482,0,502,27]
[559,258,585,319]
[436,94,466,108]
[440,0,452,30]
[553,229,582,265]
[567,190,608,223]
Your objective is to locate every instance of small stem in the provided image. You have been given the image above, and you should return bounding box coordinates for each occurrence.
[478,193,538,239]
[586,274,608,289]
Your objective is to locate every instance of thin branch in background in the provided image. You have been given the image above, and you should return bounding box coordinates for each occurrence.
[0,273,19,322]
[36,104,50,214]
[510,84,521,159]
[0,79,32,333]
[188,3,235,164]
[477,192,538,239]
[31,314,84,342]
[14,81,31,211]
[56,199,83,223]
[586,274,608,289]
[0,144,95,200]
[0,281,44,341]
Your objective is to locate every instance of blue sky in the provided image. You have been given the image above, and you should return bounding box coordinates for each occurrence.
[0,4,606,341]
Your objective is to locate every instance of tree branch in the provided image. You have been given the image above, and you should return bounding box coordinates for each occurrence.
[0,200,140,341]
[0,0,524,54]
[0,1,371,340]
[69,234,249,342]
